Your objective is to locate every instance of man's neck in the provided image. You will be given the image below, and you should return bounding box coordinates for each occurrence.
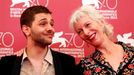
[26,45,48,60]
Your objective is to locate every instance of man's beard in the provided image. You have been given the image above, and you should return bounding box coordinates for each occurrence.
[31,31,52,48]
[34,38,52,48]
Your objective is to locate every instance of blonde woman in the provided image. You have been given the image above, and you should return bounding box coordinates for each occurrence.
[70,5,134,75]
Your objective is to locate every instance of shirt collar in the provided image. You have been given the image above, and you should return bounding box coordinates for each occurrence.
[21,49,28,65]
[44,48,53,65]
[21,48,53,65]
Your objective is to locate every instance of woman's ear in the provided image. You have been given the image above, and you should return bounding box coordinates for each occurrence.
[22,25,31,36]
[99,20,105,25]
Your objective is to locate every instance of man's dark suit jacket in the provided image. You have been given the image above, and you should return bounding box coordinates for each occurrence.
[0,49,79,75]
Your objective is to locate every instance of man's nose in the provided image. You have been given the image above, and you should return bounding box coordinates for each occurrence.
[47,25,55,33]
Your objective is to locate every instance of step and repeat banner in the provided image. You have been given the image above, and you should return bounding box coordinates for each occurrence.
[0,0,134,63]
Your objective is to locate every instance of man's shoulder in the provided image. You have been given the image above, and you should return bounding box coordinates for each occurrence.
[0,55,18,69]
[51,50,74,59]
[0,55,21,63]
[0,48,24,62]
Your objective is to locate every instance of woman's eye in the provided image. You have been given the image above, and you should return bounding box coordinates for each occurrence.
[85,23,91,27]
[77,31,81,34]
[77,29,82,35]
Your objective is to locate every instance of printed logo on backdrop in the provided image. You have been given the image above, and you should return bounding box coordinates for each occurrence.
[0,32,14,57]
[117,32,134,46]
[82,0,118,19]
[10,0,49,18]
[50,31,85,58]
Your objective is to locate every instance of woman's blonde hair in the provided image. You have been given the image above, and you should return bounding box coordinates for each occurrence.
[70,5,114,37]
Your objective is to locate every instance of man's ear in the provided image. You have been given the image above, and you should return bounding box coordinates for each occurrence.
[22,25,31,36]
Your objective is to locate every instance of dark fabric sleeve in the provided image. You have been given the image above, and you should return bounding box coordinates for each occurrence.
[76,61,84,75]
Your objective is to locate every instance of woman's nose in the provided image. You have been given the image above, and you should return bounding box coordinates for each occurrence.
[83,28,89,35]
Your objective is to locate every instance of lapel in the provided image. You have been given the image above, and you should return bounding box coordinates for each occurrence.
[51,50,63,75]
[10,50,64,75]
[11,54,23,75]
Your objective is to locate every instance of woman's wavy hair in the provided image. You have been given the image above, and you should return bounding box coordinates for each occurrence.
[70,5,114,38]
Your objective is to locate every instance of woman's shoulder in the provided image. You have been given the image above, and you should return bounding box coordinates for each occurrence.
[78,54,100,75]
[80,55,92,63]
[117,41,134,52]
[79,55,95,68]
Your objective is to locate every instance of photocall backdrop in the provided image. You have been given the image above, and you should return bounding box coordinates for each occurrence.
[0,0,134,63]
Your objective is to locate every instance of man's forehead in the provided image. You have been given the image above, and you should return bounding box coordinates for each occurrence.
[34,13,53,21]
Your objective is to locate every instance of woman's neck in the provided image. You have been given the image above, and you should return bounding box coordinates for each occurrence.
[96,39,116,55]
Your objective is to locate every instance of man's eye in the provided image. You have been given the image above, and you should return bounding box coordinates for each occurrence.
[50,22,54,26]
[39,22,47,26]
[40,23,45,25]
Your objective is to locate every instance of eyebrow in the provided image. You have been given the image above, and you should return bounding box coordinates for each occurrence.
[39,18,47,22]
[39,18,54,22]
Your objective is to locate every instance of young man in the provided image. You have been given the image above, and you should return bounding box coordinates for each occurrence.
[0,5,78,75]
